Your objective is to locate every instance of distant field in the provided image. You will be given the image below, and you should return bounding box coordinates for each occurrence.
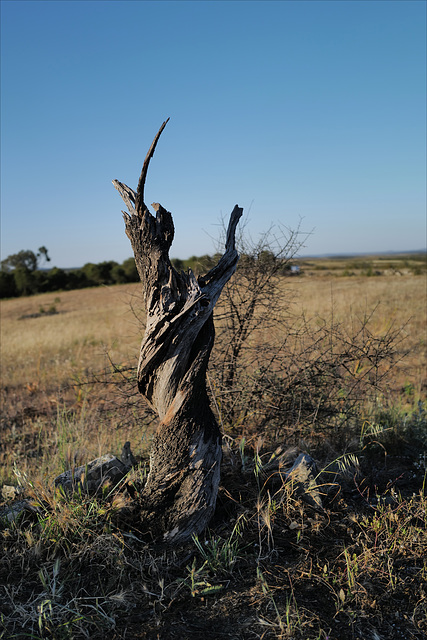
[296,251,426,277]
[1,284,143,391]
[1,268,425,399]
[286,274,425,395]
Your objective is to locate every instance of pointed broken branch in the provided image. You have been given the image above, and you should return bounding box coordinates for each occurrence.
[136,117,170,215]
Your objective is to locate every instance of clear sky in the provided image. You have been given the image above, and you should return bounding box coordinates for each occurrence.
[1,0,426,268]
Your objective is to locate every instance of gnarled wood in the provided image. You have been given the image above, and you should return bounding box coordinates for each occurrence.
[113,120,242,543]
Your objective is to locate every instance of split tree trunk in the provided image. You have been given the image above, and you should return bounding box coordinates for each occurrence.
[113,120,242,543]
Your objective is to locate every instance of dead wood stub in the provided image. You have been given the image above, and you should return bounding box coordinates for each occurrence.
[113,120,243,543]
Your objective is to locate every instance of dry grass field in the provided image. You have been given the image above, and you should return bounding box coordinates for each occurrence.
[1,263,426,640]
[2,271,424,396]
[1,284,143,390]
[287,275,426,395]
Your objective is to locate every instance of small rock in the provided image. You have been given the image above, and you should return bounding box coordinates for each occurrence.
[0,500,38,524]
[54,453,129,495]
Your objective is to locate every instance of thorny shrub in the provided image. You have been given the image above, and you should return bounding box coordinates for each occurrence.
[208,224,407,444]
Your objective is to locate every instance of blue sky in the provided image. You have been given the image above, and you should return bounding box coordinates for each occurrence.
[1,0,425,268]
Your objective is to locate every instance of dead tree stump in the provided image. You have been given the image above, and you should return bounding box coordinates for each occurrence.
[113,119,242,543]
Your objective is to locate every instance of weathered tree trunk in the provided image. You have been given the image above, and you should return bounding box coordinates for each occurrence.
[113,120,242,543]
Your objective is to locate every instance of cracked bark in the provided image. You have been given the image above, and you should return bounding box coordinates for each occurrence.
[113,119,242,543]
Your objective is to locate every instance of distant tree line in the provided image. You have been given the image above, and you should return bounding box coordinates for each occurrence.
[0,248,293,299]
[0,247,140,298]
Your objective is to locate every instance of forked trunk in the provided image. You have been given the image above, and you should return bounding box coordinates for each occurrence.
[113,120,242,543]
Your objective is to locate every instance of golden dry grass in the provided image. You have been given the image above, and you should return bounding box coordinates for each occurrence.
[1,285,148,482]
[1,273,425,396]
[1,284,144,390]
[286,275,426,395]
[0,273,425,483]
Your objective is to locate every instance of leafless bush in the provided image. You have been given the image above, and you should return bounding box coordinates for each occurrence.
[209,224,406,444]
